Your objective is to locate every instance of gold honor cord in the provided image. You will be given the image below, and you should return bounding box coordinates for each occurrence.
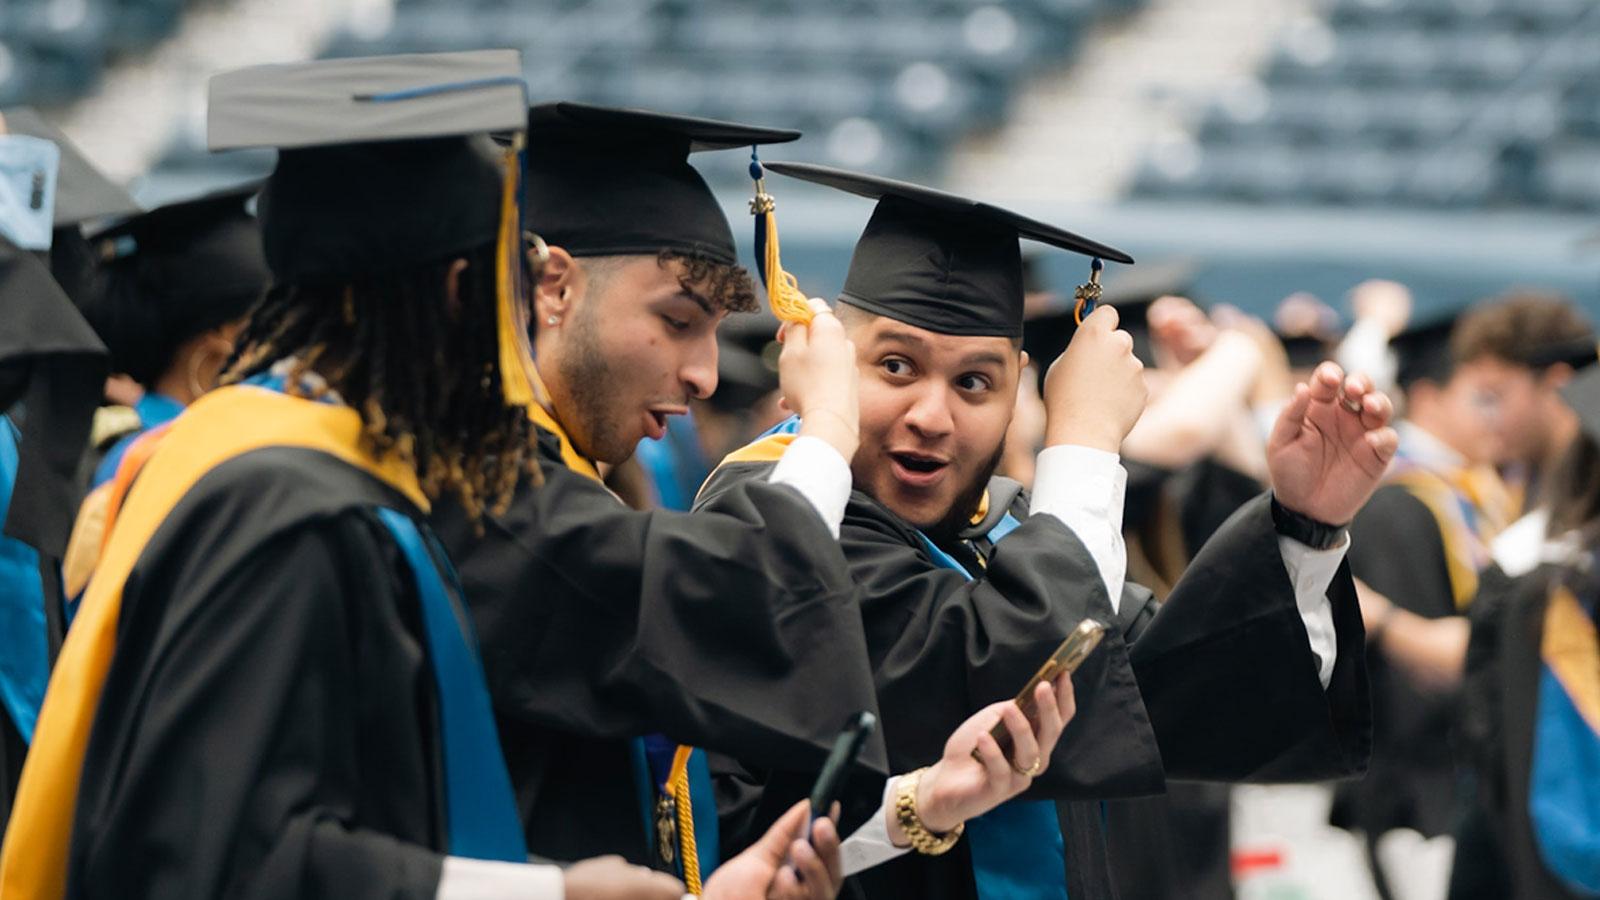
[668,745,703,894]
[749,151,814,326]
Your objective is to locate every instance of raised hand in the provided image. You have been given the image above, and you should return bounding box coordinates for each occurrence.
[779,297,861,462]
[1267,361,1398,525]
[1042,305,1147,454]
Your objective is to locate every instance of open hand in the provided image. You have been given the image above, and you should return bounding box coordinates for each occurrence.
[1267,361,1398,524]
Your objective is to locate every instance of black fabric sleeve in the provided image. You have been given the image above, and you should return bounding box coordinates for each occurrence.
[1128,493,1371,783]
[438,441,887,776]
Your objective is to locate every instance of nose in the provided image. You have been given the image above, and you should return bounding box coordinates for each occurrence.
[902,382,954,441]
[681,335,718,402]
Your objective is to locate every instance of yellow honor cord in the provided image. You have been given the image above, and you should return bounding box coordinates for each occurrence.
[495,138,537,407]
[751,180,814,326]
[667,745,703,895]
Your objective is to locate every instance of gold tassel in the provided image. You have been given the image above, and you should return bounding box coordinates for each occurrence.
[495,135,537,407]
[668,745,703,895]
[750,178,813,326]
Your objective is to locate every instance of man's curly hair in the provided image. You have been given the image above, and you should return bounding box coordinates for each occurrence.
[581,249,756,314]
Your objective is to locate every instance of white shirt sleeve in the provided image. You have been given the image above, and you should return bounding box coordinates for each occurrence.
[1029,445,1128,612]
[1277,533,1349,689]
[841,777,911,877]
[436,857,565,899]
[767,435,854,539]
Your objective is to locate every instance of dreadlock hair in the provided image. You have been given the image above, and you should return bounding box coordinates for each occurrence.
[223,239,537,523]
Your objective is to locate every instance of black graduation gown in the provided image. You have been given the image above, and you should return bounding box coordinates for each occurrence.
[67,448,454,899]
[1333,483,1463,840]
[699,457,1370,900]
[1453,563,1587,900]
[430,423,886,867]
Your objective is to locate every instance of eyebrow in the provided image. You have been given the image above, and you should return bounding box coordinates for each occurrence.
[674,288,714,316]
[878,329,1008,369]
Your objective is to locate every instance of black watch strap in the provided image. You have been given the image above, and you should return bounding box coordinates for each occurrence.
[1270,495,1349,550]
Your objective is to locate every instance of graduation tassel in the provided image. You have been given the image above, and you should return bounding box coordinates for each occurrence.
[668,745,704,895]
[495,133,538,407]
[1073,257,1104,326]
[749,149,814,325]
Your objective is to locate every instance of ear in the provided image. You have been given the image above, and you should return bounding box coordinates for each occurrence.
[1019,349,1031,371]
[1542,361,1576,391]
[443,257,470,320]
[535,246,580,328]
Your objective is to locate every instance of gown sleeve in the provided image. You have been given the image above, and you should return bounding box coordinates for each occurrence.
[434,437,887,775]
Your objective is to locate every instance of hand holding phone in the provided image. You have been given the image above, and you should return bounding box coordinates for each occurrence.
[988,619,1105,762]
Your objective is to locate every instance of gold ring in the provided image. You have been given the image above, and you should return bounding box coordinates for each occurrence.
[1012,757,1044,777]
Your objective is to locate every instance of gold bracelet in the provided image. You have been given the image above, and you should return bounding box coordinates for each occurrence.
[894,768,963,856]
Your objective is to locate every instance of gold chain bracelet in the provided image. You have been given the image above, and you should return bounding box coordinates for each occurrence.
[894,768,963,856]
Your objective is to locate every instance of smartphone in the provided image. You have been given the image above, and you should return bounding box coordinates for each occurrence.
[989,619,1106,761]
[807,711,877,838]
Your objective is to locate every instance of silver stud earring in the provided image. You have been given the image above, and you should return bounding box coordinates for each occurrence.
[546,315,560,326]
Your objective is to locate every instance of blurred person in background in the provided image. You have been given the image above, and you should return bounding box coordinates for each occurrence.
[0,111,109,829]
[57,187,269,619]
[1333,305,1512,900]
[1453,364,1600,900]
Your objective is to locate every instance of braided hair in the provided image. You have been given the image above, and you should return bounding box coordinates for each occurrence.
[224,239,537,522]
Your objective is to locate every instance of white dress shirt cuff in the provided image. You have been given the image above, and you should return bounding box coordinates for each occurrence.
[1277,533,1349,688]
[1030,445,1129,612]
[437,857,564,900]
[768,435,854,539]
[841,777,911,877]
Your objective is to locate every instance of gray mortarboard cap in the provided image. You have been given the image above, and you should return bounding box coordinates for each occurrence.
[1560,364,1600,444]
[208,50,528,283]
[2,107,140,229]
[0,234,108,555]
[524,102,800,267]
[764,162,1133,339]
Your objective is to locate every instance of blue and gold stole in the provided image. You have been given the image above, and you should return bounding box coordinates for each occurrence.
[0,376,526,900]
[1528,583,1600,895]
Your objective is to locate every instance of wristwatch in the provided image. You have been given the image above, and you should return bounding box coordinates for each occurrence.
[894,768,964,856]
[1270,495,1348,551]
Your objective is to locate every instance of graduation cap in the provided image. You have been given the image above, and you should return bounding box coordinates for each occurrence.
[708,309,783,414]
[1,108,140,230]
[763,162,1133,339]
[523,102,799,268]
[1560,364,1600,444]
[3,108,142,310]
[207,49,538,405]
[0,234,108,555]
[83,183,269,385]
[1392,315,1458,391]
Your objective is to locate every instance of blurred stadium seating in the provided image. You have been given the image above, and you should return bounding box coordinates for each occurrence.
[1132,0,1600,210]
[0,0,193,107]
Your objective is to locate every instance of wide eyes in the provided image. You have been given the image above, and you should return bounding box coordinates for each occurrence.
[879,356,994,395]
[881,357,915,378]
[955,373,993,394]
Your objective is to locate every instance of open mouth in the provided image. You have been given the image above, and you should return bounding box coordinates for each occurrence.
[644,410,670,440]
[889,450,950,487]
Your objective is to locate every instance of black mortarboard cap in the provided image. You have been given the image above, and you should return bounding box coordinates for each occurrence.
[2,107,140,229]
[0,234,108,555]
[764,162,1133,339]
[208,50,528,284]
[524,102,800,267]
[85,183,269,384]
[1392,315,1458,390]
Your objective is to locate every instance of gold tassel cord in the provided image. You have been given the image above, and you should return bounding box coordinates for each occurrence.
[668,745,703,895]
[495,135,537,407]
[749,160,813,326]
